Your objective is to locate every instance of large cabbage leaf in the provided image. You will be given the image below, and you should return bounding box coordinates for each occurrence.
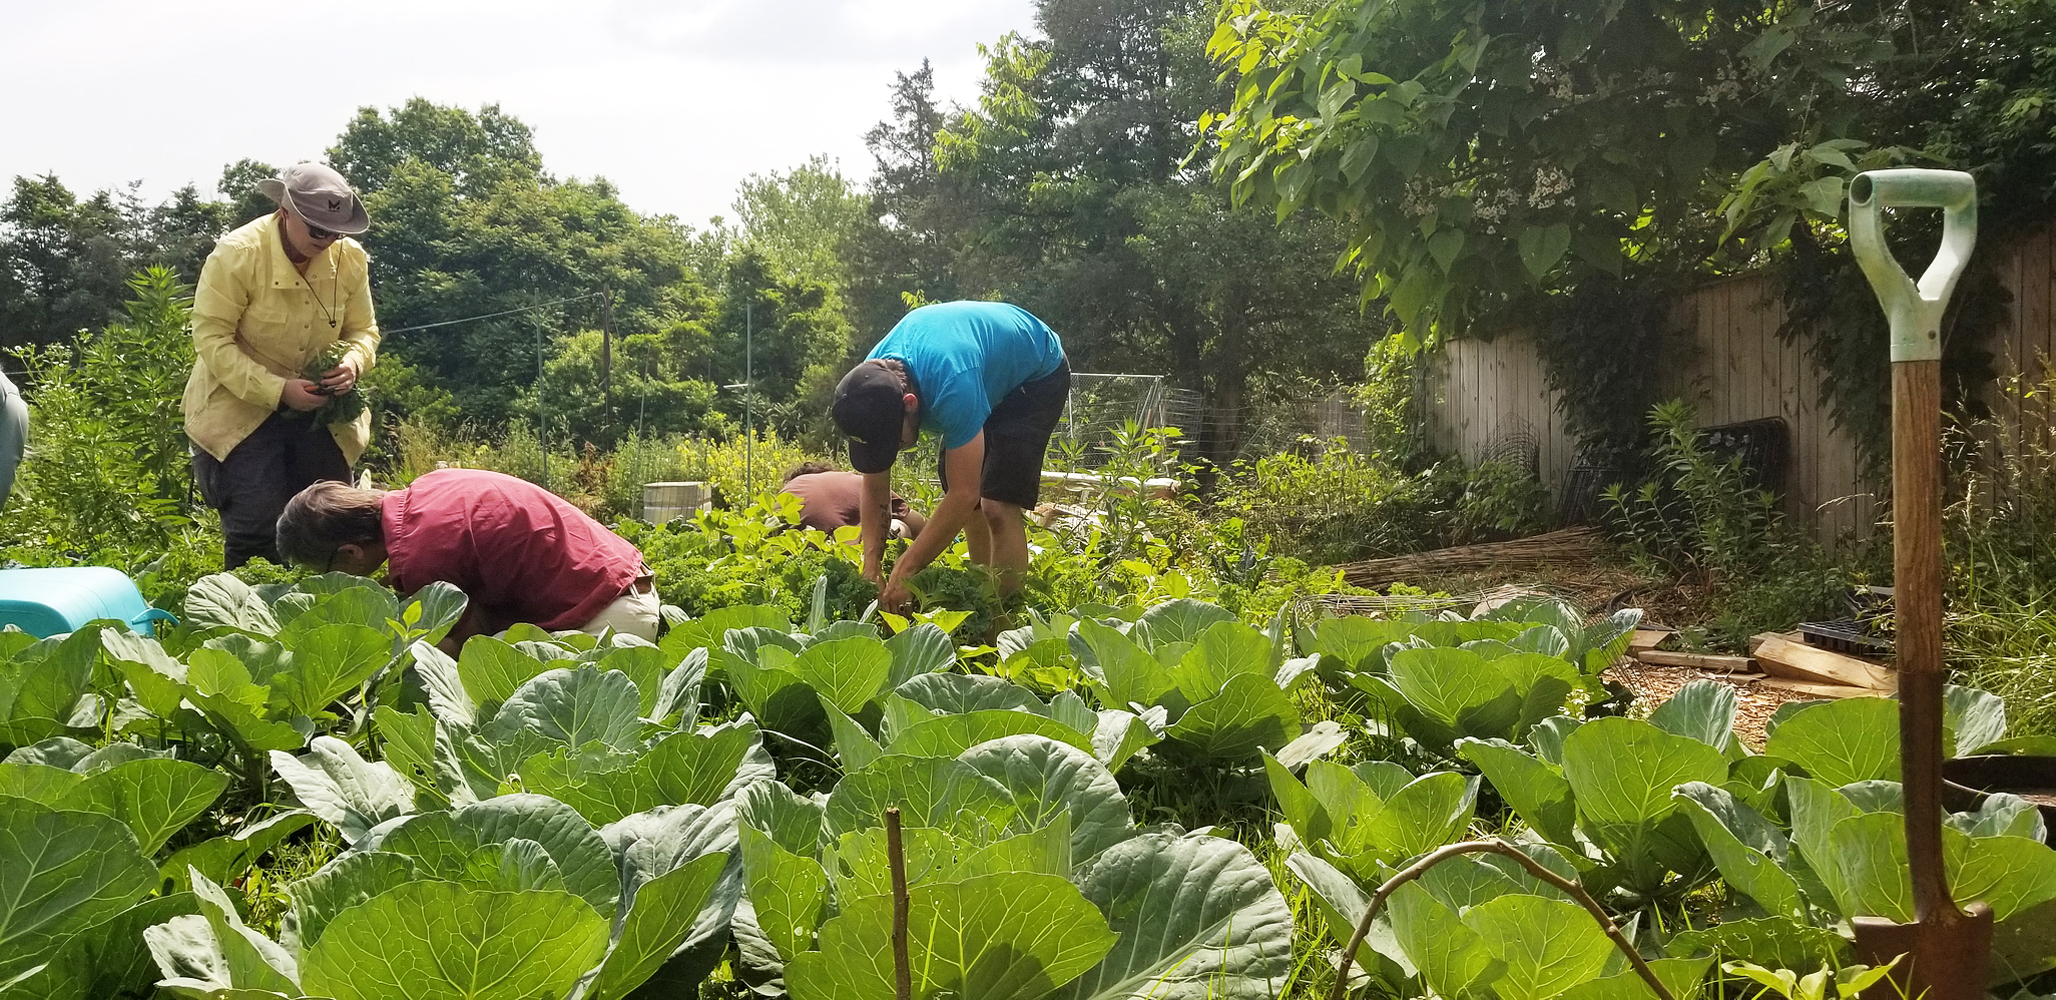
[1056,832,1294,999]
[297,881,610,1000]
[0,804,157,982]
[786,872,1117,1000]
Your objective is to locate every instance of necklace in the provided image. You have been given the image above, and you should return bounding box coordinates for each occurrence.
[305,259,339,330]
[280,215,339,329]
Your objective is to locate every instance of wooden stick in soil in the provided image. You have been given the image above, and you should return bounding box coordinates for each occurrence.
[1328,839,1675,1000]
[888,806,911,1000]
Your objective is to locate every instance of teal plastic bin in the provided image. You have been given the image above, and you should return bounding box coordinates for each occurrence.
[0,567,176,638]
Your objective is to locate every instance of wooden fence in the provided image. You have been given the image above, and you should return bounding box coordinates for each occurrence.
[1424,226,2056,542]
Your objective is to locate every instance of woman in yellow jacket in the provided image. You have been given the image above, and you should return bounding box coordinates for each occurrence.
[183,162,379,569]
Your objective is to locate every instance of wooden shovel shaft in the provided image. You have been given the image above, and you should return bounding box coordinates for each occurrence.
[1892,360,1956,923]
[888,806,911,1000]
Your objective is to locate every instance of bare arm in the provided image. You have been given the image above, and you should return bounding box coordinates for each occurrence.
[859,471,893,585]
[880,435,985,610]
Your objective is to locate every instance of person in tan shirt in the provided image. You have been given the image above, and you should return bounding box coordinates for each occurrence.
[184,162,379,569]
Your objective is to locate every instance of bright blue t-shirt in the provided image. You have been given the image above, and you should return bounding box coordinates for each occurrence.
[867,301,1066,450]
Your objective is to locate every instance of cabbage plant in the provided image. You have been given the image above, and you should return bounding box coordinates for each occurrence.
[1297,595,1639,678]
[842,671,1163,775]
[336,639,765,827]
[738,733,1295,1000]
[0,741,231,990]
[1457,680,1745,903]
[1265,754,1477,882]
[142,793,741,1000]
[1679,693,2056,983]
[1067,598,1309,765]
[1302,596,1639,755]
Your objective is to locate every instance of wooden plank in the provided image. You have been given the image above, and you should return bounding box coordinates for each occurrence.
[1629,629,1674,654]
[1759,677,1886,700]
[1754,633,1898,691]
[1636,650,1756,673]
[1335,527,1606,586]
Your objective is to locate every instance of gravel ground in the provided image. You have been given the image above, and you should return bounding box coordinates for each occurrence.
[1604,660,1814,750]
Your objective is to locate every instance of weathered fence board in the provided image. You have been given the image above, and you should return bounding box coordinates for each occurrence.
[1426,227,2056,543]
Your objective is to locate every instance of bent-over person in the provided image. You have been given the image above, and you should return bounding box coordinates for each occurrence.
[275,468,658,653]
[830,300,1068,612]
[779,462,927,538]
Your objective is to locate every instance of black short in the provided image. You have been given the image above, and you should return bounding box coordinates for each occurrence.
[938,358,1070,509]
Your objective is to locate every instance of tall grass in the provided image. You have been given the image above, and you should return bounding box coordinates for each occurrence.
[1945,368,2056,738]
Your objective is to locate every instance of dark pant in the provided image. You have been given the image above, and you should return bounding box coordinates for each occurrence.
[193,414,351,570]
[937,358,1071,509]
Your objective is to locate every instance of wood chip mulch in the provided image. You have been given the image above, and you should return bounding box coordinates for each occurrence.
[1604,660,1814,751]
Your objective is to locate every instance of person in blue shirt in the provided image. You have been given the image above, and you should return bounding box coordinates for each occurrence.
[830,301,1069,612]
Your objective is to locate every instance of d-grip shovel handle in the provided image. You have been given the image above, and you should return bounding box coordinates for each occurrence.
[1847,169,1977,362]
[1847,167,1994,1000]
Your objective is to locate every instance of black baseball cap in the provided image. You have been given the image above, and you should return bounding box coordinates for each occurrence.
[832,361,907,474]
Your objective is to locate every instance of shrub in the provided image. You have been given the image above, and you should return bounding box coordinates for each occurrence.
[1604,400,1845,649]
[3,268,206,577]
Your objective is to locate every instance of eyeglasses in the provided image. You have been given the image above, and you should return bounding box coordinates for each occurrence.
[304,222,340,241]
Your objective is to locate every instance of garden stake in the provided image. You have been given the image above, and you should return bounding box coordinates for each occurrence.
[1326,839,1675,1000]
[1846,168,1994,1000]
[888,806,911,1000]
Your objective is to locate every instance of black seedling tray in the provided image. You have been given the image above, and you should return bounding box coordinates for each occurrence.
[1799,619,1894,658]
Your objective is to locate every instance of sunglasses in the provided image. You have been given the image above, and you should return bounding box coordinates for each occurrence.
[303,221,340,241]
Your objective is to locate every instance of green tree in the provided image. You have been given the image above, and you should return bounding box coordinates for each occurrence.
[846,61,972,340]
[329,98,543,195]
[516,328,723,445]
[706,251,854,443]
[732,154,869,288]
[1201,0,2037,345]
[1203,0,2050,460]
[868,0,1378,458]
[329,101,714,435]
[0,165,263,353]
[0,175,139,350]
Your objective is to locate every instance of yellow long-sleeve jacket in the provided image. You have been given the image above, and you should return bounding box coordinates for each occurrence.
[182,213,380,463]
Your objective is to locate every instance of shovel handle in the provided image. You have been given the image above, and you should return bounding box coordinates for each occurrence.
[1853,168,1984,953]
[1847,169,1977,362]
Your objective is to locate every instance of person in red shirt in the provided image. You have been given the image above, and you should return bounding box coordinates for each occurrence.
[274,468,657,652]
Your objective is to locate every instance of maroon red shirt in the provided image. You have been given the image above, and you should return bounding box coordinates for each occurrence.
[382,469,643,633]
[781,471,909,533]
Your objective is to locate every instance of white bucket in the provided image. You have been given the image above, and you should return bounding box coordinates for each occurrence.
[643,481,713,523]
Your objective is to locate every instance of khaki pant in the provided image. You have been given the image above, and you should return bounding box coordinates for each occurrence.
[576,582,661,641]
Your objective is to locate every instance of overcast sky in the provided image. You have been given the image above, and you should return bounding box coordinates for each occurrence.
[0,0,1039,230]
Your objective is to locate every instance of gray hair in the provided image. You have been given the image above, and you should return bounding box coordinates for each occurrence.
[275,480,386,569]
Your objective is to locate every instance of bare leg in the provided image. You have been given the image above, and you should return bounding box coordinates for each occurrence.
[962,499,993,565]
[981,500,1030,595]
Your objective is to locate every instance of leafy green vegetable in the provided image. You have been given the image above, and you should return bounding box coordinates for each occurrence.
[269,737,414,845]
[959,735,1134,864]
[787,873,1117,1000]
[1057,832,1293,999]
[298,881,609,1000]
[373,794,621,919]
[585,852,729,1000]
[0,804,158,982]
[1162,672,1299,763]
[1764,698,1898,787]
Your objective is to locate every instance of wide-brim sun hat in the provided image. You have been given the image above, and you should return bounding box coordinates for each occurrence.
[257,162,369,235]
